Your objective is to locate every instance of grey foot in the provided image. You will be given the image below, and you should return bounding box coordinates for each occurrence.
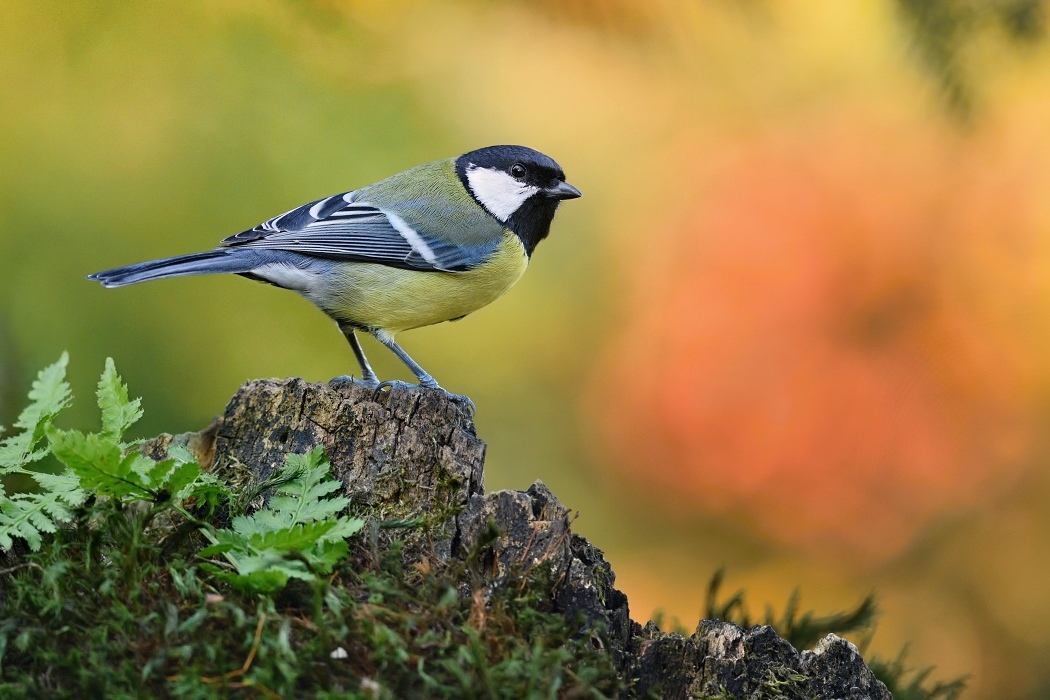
[329,374,380,390]
[446,392,476,417]
[371,380,476,416]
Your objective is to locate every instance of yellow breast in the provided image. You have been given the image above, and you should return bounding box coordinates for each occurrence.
[322,233,529,333]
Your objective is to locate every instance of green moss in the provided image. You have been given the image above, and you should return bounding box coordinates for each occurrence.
[0,507,622,698]
[758,665,814,700]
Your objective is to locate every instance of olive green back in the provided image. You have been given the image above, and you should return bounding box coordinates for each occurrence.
[359,158,505,247]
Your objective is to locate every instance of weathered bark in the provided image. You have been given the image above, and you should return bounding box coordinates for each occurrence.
[163,378,890,699]
[632,621,888,699]
[210,378,484,560]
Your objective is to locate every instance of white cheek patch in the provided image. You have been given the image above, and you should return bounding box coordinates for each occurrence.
[465,166,540,222]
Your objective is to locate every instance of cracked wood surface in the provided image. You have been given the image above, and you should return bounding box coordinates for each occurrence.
[211,378,484,559]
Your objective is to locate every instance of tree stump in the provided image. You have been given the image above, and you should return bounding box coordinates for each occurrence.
[164,377,890,699]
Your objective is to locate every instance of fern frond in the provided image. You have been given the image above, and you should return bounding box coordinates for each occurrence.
[0,352,71,471]
[96,357,143,444]
[48,428,156,500]
[0,487,86,551]
[203,447,363,593]
[265,446,351,526]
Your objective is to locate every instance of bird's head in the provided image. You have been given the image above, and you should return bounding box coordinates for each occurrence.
[456,145,581,256]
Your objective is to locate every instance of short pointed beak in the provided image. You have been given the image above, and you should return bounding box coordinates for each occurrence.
[546,180,582,200]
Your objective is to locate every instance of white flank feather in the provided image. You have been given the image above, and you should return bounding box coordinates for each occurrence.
[250,263,320,292]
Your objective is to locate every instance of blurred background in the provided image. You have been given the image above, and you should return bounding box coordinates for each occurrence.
[3,0,1050,696]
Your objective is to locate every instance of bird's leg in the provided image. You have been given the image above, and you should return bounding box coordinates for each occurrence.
[372,329,438,388]
[371,329,475,415]
[329,322,380,389]
[345,327,380,385]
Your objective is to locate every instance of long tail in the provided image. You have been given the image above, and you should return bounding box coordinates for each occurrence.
[88,249,258,288]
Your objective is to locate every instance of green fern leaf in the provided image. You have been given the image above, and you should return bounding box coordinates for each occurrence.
[30,471,83,496]
[0,355,211,553]
[183,472,232,513]
[48,428,153,500]
[96,357,143,443]
[250,520,339,552]
[0,352,71,470]
[312,539,350,570]
[134,445,207,500]
[39,496,79,522]
[265,446,351,525]
[198,530,245,557]
[324,516,366,543]
[164,460,203,498]
[143,458,177,488]
[203,447,362,593]
[14,518,42,551]
[0,488,84,552]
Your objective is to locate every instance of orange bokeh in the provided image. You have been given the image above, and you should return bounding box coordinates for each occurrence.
[589,115,1045,559]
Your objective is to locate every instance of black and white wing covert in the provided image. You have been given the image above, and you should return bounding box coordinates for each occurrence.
[221,192,496,273]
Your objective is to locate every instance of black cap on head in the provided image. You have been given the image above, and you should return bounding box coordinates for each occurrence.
[456,145,565,185]
[455,145,580,256]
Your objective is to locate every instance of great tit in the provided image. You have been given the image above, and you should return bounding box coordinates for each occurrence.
[89,145,581,400]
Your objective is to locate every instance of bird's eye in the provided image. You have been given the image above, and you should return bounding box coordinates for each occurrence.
[510,163,527,179]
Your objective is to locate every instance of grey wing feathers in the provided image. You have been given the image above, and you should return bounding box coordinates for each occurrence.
[221,191,496,273]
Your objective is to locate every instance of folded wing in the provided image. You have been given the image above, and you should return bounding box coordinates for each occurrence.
[221,192,498,273]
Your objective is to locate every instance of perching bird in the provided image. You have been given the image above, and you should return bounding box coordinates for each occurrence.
[89,145,581,403]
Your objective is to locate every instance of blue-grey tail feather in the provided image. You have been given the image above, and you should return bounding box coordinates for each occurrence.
[88,249,257,288]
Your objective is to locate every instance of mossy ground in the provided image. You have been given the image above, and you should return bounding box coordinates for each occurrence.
[0,509,963,699]
[0,498,623,699]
